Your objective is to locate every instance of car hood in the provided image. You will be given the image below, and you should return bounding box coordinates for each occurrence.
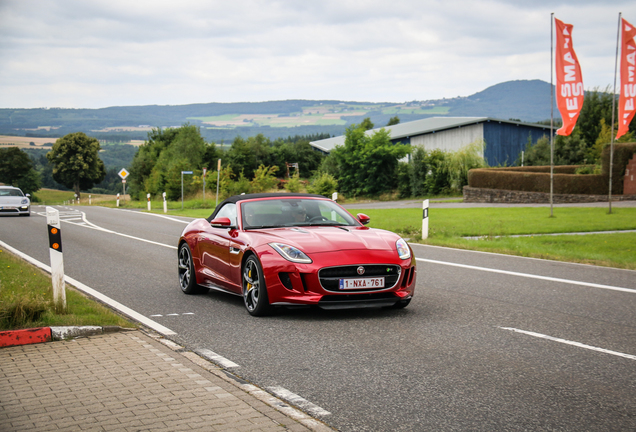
[254,226,397,254]
[0,197,27,205]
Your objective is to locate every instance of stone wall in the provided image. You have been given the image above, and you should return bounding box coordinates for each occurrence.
[463,186,636,204]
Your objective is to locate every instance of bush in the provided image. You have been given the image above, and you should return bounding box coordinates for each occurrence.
[307,172,338,197]
[250,165,279,193]
[601,142,636,195]
[284,172,303,193]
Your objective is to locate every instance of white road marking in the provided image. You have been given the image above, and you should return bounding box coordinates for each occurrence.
[115,208,192,224]
[267,386,332,417]
[195,348,240,368]
[35,207,177,250]
[0,239,177,336]
[499,327,636,361]
[415,258,636,294]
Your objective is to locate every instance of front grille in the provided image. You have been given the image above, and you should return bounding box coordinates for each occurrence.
[318,264,401,292]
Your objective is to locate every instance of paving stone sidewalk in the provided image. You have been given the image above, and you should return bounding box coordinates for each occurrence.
[0,330,333,432]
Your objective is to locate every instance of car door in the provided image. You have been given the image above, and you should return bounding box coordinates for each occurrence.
[200,203,236,289]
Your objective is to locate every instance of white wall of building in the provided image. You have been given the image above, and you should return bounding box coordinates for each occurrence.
[409,123,484,157]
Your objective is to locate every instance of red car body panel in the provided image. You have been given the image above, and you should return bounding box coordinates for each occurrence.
[179,194,416,310]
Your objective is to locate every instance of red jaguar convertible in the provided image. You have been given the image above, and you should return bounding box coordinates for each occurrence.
[178,193,416,316]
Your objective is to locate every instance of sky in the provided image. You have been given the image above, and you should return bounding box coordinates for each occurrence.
[1,0,635,109]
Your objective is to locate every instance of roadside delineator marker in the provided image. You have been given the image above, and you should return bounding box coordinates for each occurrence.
[147,193,151,211]
[117,193,120,207]
[422,199,429,240]
[46,206,66,311]
[163,192,167,213]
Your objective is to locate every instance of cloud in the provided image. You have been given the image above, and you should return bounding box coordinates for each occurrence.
[0,0,634,108]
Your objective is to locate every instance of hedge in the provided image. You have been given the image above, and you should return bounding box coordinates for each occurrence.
[468,143,636,195]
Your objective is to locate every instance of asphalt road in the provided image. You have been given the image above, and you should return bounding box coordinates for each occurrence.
[2,205,635,431]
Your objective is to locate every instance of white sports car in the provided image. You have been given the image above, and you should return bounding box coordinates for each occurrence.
[0,186,31,216]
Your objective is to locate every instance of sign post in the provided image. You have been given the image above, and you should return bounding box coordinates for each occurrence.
[118,168,130,204]
[46,207,66,311]
[181,171,193,210]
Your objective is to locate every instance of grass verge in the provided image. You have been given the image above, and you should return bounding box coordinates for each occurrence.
[0,249,135,331]
[357,207,636,270]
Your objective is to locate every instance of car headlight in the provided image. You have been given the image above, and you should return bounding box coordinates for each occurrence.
[269,243,312,264]
[396,238,411,260]
[21,199,29,205]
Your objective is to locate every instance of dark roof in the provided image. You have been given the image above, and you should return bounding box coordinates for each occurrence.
[208,193,327,221]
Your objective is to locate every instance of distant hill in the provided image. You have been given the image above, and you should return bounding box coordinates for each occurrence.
[0,80,556,143]
[446,80,555,121]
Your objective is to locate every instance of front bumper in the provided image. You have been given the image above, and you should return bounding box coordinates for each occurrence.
[0,205,30,216]
[260,249,417,309]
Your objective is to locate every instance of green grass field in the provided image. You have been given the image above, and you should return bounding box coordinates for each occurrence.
[354,207,636,269]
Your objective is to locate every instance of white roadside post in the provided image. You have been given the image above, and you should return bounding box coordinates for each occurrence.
[46,207,66,311]
[74,194,77,205]
[332,192,338,202]
[163,192,167,213]
[116,193,120,207]
[147,193,151,211]
[89,194,92,205]
[422,199,429,240]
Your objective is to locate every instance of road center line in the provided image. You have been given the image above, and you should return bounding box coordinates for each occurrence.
[415,258,636,294]
[0,239,176,336]
[499,327,636,361]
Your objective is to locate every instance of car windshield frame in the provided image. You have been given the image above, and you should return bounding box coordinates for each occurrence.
[240,198,360,230]
[0,188,25,197]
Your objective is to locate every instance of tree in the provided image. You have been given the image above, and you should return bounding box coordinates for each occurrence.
[0,148,41,195]
[330,123,410,196]
[46,132,105,198]
[359,117,375,131]
[576,87,614,151]
[387,116,400,126]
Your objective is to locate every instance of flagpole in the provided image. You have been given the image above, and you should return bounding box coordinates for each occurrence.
[608,12,621,215]
[550,13,554,218]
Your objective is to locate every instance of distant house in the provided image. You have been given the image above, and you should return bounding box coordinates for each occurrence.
[310,117,553,166]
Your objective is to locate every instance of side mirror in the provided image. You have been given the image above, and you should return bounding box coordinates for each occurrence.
[210,217,232,228]
[357,213,370,225]
[26,194,31,198]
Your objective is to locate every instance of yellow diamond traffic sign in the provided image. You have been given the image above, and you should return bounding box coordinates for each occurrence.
[118,168,130,180]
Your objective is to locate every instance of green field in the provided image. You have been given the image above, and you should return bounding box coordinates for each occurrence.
[354,207,636,270]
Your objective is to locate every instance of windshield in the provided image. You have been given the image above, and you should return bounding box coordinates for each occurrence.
[241,198,359,229]
[0,188,24,197]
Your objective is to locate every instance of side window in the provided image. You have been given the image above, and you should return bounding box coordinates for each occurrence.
[215,203,237,227]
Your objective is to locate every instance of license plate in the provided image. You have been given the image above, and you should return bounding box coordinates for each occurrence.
[339,277,385,290]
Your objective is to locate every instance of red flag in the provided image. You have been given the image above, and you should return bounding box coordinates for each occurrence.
[554,18,584,136]
[617,17,636,139]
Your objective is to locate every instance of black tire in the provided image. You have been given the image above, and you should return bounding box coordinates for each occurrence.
[178,243,206,294]
[242,255,271,316]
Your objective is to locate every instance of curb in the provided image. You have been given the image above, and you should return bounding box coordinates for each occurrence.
[0,326,134,348]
